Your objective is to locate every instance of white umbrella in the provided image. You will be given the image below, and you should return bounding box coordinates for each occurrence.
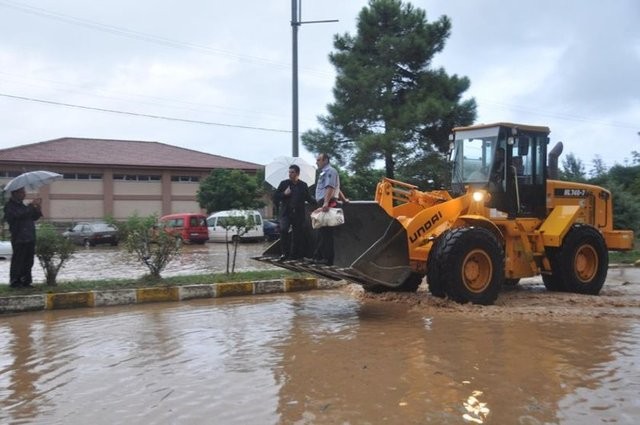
[264,156,316,188]
[3,170,63,192]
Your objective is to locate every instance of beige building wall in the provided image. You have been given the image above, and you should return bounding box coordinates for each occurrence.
[50,200,104,220]
[113,200,163,218]
[1,165,261,222]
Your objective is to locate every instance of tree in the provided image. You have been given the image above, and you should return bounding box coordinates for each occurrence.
[122,213,180,279]
[589,155,608,179]
[302,0,476,181]
[560,153,587,182]
[197,169,263,213]
[35,223,76,286]
[217,215,257,274]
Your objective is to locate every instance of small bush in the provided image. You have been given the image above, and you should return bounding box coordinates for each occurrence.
[36,223,76,286]
[123,213,180,279]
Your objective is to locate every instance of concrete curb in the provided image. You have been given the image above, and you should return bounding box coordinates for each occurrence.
[0,278,344,315]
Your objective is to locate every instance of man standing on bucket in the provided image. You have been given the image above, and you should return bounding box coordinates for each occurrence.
[4,187,42,288]
[274,164,316,261]
[310,153,341,265]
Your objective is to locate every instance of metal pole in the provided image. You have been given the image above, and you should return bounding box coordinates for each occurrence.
[291,0,337,158]
[291,0,300,157]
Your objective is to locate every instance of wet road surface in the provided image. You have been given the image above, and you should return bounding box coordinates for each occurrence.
[1,287,639,424]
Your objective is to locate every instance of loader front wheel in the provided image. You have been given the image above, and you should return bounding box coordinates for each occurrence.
[437,227,504,305]
[554,225,608,295]
[426,231,448,298]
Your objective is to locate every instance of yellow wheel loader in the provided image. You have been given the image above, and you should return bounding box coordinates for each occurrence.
[255,123,634,305]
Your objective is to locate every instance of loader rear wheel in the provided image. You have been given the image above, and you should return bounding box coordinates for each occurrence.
[552,225,608,295]
[362,273,424,293]
[435,227,504,305]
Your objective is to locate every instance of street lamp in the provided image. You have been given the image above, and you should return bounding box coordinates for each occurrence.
[291,0,337,157]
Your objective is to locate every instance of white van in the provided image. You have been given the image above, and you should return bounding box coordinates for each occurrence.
[207,210,265,242]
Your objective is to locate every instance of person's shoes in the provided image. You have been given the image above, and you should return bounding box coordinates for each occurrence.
[9,282,21,289]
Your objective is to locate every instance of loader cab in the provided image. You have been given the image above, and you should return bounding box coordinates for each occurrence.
[450,123,550,218]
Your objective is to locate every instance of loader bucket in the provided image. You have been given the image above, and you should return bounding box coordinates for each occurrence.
[253,201,412,288]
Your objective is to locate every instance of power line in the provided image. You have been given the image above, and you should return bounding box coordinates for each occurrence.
[0,92,291,134]
[0,0,333,79]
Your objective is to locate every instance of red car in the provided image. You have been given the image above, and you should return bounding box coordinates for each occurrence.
[159,213,209,245]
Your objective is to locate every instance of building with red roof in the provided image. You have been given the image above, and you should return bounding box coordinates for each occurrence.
[0,137,262,222]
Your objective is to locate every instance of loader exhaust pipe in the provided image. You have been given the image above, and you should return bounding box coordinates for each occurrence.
[548,141,563,179]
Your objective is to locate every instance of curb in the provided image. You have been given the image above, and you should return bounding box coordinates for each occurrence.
[0,277,345,315]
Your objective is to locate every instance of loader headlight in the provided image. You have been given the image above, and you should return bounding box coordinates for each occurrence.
[472,191,485,202]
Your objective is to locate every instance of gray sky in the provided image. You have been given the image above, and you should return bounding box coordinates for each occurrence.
[0,0,638,172]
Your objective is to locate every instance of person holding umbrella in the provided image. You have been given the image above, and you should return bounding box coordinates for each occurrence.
[4,187,42,288]
[274,164,316,261]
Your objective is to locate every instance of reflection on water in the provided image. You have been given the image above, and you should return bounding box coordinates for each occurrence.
[0,242,276,283]
[0,291,638,424]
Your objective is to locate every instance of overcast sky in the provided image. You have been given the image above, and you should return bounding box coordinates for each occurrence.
[0,0,638,172]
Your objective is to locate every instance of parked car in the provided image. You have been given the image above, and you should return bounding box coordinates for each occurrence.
[159,213,209,245]
[0,240,12,260]
[263,219,280,241]
[63,222,119,247]
[207,210,264,242]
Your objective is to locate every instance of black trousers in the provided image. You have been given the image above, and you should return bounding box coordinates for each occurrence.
[314,226,334,265]
[279,213,306,259]
[10,241,35,286]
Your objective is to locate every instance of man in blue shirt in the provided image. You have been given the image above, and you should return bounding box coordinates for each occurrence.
[312,153,340,265]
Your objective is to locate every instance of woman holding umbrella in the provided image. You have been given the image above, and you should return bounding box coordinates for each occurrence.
[4,187,42,288]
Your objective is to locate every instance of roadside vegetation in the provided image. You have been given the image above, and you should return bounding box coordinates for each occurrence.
[0,269,303,296]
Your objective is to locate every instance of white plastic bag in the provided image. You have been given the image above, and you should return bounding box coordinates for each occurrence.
[310,208,345,229]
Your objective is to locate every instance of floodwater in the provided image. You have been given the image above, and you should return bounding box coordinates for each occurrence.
[1,288,639,424]
[0,242,276,284]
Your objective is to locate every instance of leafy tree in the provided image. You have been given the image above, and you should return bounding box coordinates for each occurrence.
[589,155,607,179]
[36,223,76,286]
[302,0,476,180]
[197,169,263,213]
[216,215,257,274]
[122,213,180,279]
[560,153,587,182]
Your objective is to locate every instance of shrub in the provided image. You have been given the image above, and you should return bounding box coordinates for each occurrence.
[36,223,76,286]
[123,213,180,279]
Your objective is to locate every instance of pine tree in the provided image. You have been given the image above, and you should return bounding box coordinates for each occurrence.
[302,0,476,180]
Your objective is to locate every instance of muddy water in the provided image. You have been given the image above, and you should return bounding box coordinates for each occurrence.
[0,242,276,283]
[1,290,638,424]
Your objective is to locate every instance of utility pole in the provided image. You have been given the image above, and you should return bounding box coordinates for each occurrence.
[291,0,337,157]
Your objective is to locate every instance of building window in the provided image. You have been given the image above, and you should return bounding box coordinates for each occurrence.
[113,174,161,182]
[0,170,22,178]
[171,176,200,183]
[63,173,103,180]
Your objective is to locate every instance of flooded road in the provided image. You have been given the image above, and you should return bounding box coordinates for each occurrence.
[1,287,639,424]
[0,242,277,284]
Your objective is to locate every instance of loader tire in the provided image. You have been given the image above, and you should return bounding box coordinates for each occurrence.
[436,227,504,305]
[550,224,608,295]
[426,231,448,298]
[362,273,424,293]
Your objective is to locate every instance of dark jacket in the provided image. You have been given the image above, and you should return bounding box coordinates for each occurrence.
[4,198,42,243]
[274,179,315,219]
